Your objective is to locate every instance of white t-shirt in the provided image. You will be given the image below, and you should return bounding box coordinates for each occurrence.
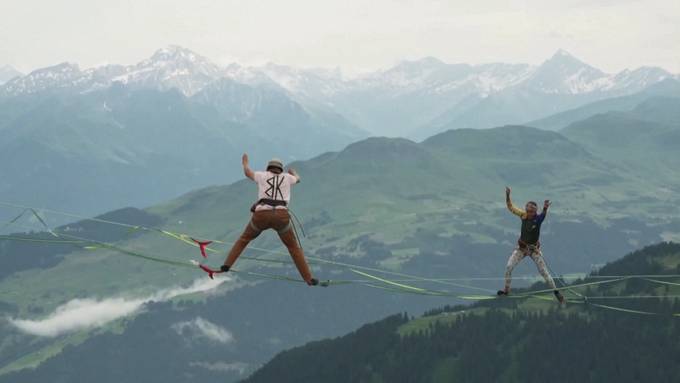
[253,171,299,211]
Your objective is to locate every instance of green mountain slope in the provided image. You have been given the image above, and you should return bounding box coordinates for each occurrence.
[1,124,679,381]
[243,242,680,383]
[0,207,162,281]
[561,97,680,185]
[527,79,680,130]
[0,83,365,227]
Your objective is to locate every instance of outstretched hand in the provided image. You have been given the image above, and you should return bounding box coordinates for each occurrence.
[544,200,551,209]
[505,186,511,196]
[242,153,249,167]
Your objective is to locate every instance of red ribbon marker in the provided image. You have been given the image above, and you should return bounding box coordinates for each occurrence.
[198,264,222,279]
[191,238,213,258]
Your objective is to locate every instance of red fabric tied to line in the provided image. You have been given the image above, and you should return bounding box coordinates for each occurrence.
[198,264,222,279]
[191,238,213,258]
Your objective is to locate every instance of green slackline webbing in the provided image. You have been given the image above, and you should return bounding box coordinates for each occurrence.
[0,218,673,299]
[0,235,87,244]
[2,201,680,317]
[0,219,672,301]
[350,268,437,295]
[5,201,680,293]
[0,201,495,293]
[584,302,657,316]
[3,201,680,282]
[512,277,631,297]
[574,295,680,300]
[0,209,31,232]
[3,231,680,316]
[154,227,495,293]
[0,230,571,299]
[0,231,357,287]
[643,278,680,287]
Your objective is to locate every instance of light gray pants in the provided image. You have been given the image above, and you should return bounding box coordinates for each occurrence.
[504,247,556,292]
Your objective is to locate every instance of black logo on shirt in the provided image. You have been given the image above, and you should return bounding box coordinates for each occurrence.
[265,176,284,200]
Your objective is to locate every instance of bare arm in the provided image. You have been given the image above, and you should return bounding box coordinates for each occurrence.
[505,186,526,218]
[242,153,255,181]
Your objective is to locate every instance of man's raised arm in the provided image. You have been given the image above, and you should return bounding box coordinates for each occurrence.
[506,186,525,217]
[242,153,255,181]
[541,200,551,218]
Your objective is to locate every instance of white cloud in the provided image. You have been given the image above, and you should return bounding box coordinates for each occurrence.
[172,317,234,344]
[8,276,228,337]
[9,298,144,337]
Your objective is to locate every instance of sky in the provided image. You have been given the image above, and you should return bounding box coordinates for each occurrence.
[0,0,678,75]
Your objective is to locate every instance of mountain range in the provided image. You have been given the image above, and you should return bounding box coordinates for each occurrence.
[0,47,365,226]
[3,47,678,138]
[2,46,678,226]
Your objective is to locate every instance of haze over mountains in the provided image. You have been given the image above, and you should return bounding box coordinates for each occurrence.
[1,45,678,226]
[0,47,365,225]
[3,46,677,136]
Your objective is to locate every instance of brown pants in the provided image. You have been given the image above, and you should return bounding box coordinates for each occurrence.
[224,209,313,284]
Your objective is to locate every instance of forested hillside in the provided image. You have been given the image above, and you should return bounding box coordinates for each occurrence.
[245,243,680,383]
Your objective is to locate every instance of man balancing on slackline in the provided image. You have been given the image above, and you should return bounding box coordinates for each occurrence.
[218,154,319,286]
[497,186,565,304]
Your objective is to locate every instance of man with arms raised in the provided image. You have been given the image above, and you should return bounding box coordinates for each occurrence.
[498,186,564,304]
[220,154,319,286]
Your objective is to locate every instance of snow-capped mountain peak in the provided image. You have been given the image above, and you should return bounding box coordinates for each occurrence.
[29,62,80,78]
[522,49,608,94]
[109,46,223,96]
[0,65,23,85]
[515,50,675,95]
[1,62,82,96]
[608,66,673,92]
[544,49,600,71]
[1,46,676,105]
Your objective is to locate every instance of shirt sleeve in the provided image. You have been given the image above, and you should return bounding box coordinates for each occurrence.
[285,173,300,185]
[507,200,527,219]
[536,212,546,223]
[253,171,266,183]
